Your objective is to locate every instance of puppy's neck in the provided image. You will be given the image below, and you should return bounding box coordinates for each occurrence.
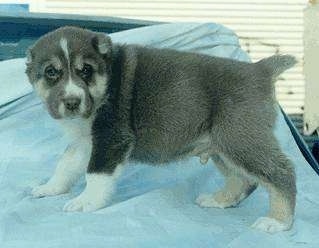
[57,116,93,142]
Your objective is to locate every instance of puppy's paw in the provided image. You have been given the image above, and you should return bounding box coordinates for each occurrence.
[251,217,291,233]
[63,191,108,212]
[196,191,240,209]
[32,182,68,197]
[196,193,229,208]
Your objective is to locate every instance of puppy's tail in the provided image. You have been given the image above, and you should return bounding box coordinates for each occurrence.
[257,54,297,80]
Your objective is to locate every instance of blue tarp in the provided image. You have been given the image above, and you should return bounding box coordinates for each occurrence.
[0,23,318,248]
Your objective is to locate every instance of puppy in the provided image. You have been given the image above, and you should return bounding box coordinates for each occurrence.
[26,26,297,233]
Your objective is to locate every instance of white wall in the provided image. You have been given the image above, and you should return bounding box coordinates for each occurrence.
[304,3,319,135]
[29,0,306,114]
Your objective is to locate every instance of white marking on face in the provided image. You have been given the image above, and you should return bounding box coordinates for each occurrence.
[64,81,86,113]
[60,38,70,65]
[65,80,84,97]
[60,38,72,84]
[58,102,65,116]
[60,38,87,115]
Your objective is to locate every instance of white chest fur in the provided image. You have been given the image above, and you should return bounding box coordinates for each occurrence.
[57,117,93,142]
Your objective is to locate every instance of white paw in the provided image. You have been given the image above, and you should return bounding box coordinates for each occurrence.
[32,182,68,197]
[196,193,229,208]
[196,191,241,209]
[251,217,291,233]
[63,191,109,212]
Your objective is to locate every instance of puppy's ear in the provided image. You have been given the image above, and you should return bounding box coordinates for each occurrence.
[92,33,112,56]
[26,46,34,64]
[25,47,35,84]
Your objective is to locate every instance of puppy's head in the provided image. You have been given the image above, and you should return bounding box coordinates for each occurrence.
[26,26,112,119]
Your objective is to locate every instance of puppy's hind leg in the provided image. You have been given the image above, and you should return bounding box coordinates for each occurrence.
[196,155,257,208]
[220,135,296,233]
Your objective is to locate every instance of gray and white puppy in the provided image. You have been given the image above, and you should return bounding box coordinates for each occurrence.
[26,26,297,233]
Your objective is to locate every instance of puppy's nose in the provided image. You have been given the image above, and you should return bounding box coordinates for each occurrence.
[63,97,81,111]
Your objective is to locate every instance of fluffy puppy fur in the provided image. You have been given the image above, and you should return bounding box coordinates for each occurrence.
[26,26,297,233]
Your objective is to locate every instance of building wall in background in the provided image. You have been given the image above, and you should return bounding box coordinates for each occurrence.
[29,0,306,114]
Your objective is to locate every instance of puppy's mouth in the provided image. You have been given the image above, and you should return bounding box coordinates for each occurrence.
[63,109,81,119]
[63,108,93,119]
[54,101,93,120]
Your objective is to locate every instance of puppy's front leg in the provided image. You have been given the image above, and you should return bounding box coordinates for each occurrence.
[63,133,132,212]
[32,138,91,197]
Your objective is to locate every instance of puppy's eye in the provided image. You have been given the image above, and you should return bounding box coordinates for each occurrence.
[45,66,59,79]
[80,64,93,81]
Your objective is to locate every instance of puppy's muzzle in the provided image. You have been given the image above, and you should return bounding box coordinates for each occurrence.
[63,97,81,112]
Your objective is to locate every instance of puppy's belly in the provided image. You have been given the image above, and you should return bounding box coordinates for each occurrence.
[130,145,193,164]
[130,132,213,165]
